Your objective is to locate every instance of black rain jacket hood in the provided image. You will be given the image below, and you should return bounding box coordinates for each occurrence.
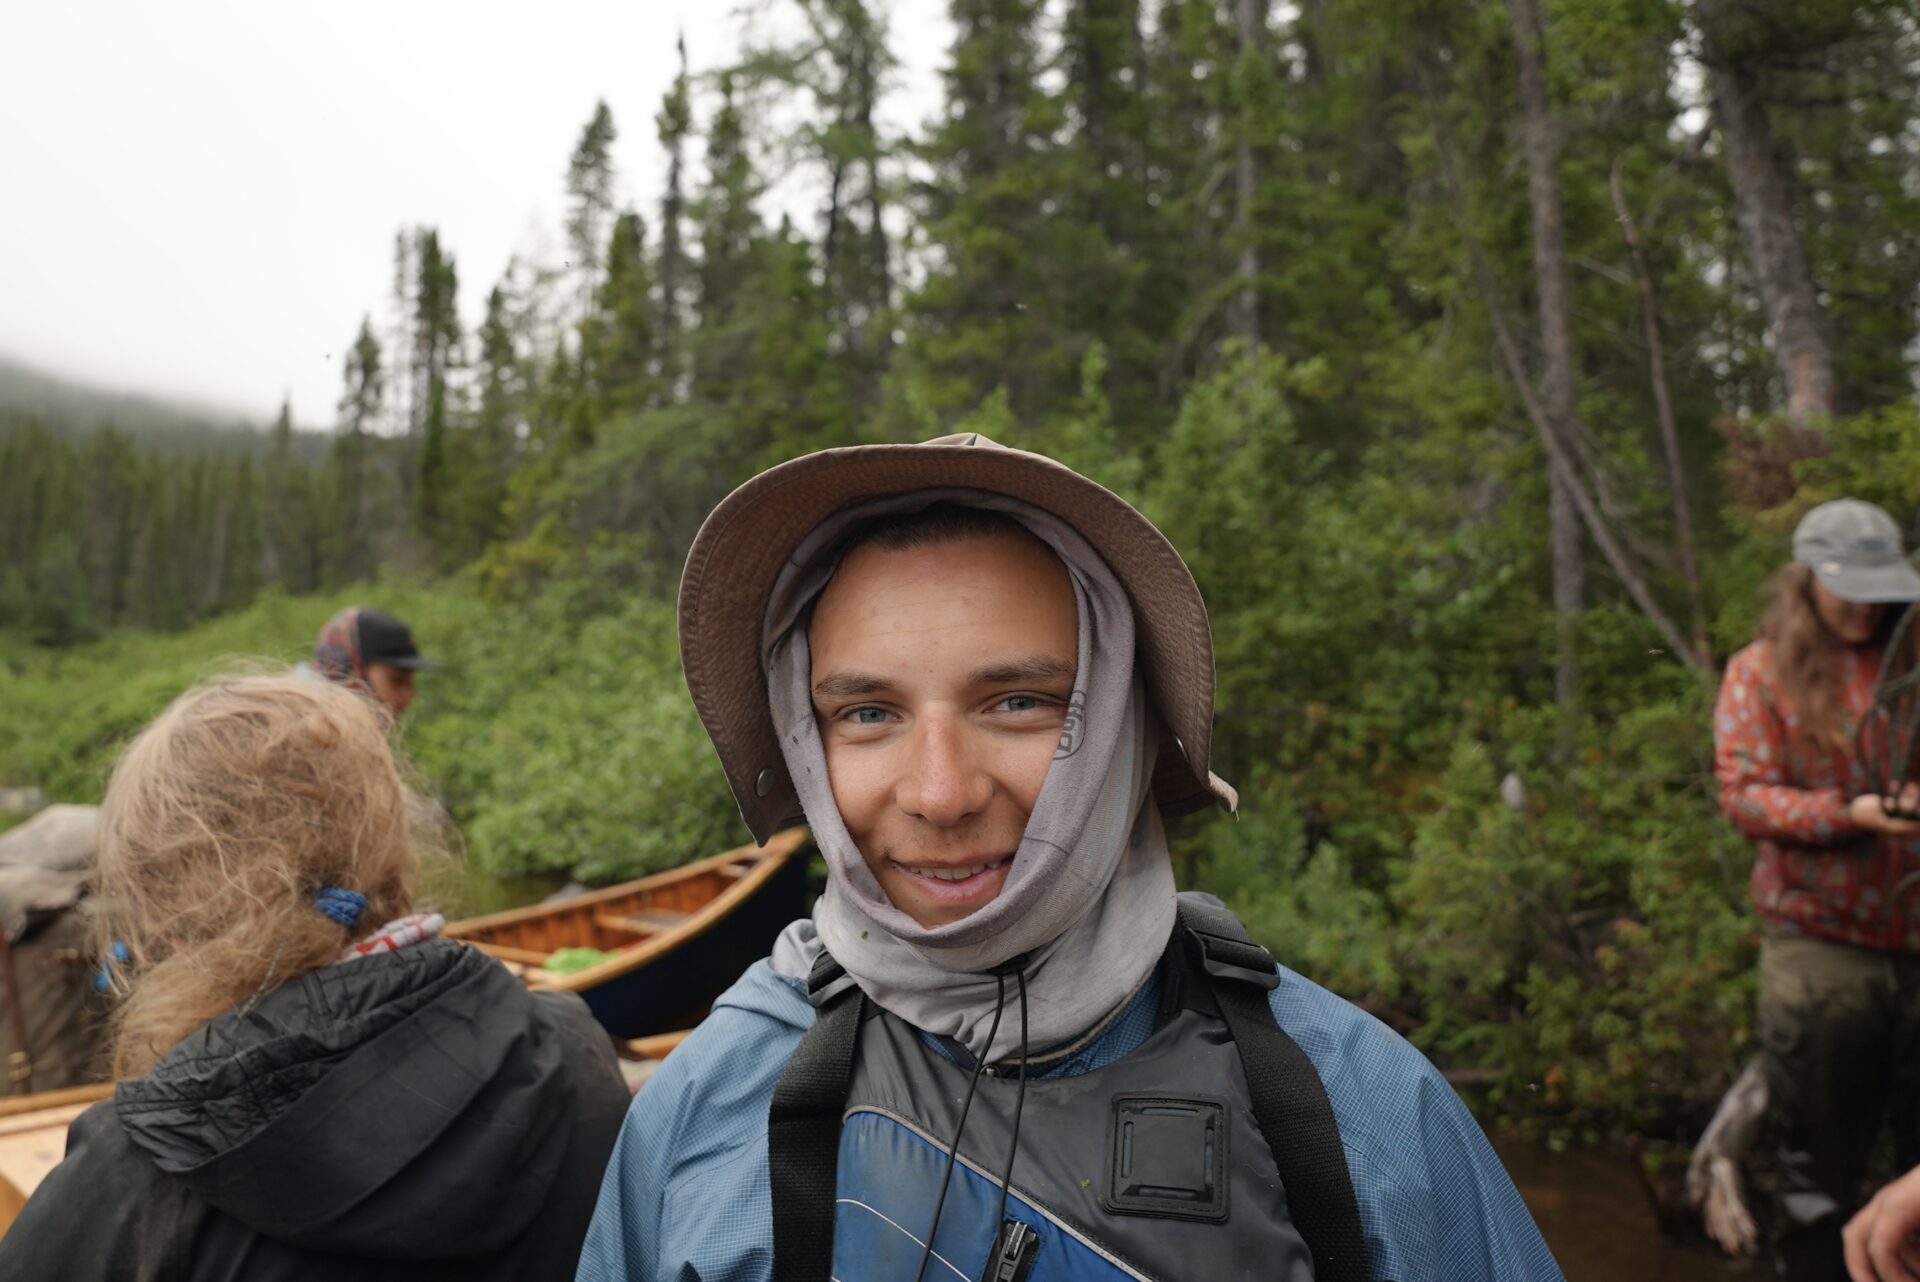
[119,938,581,1256]
[0,938,628,1281]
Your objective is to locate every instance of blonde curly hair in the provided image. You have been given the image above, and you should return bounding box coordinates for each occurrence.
[97,674,422,1077]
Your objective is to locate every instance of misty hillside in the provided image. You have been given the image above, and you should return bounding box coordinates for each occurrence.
[0,353,276,453]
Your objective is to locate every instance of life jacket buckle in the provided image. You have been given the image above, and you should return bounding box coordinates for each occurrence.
[805,950,858,1008]
[1191,929,1281,992]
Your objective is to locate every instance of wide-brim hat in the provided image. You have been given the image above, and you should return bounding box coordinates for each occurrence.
[678,432,1237,845]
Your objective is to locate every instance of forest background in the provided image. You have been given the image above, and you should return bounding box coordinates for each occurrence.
[4,0,1919,1153]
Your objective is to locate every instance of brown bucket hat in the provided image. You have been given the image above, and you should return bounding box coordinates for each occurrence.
[678,432,1238,844]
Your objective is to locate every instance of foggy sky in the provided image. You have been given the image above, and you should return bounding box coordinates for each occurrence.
[0,0,946,427]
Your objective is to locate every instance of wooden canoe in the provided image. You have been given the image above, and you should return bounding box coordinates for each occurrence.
[444,828,811,1038]
[0,1082,112,1239]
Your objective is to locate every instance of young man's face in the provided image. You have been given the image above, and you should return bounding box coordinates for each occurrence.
[364,662,417,719]
[808,531,1077,928]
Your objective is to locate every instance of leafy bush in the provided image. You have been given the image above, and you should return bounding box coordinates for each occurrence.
[1394,697,1755,1138]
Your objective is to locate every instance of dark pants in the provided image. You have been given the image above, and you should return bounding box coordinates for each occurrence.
[1758,927,1920,1280]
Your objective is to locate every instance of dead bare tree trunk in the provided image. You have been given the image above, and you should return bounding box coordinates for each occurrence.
[1233,0,1265,348]
[1611,159,1710,664]
[1477,252,1710,673]
[1415,55,1711,679]
[1507,0,1586,714]
[1697,3,1836,428]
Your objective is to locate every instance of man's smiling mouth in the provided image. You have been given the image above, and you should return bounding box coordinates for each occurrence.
[902,857,1009,882]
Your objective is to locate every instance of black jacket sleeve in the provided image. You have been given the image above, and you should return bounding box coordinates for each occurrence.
[0,1100,203,1282]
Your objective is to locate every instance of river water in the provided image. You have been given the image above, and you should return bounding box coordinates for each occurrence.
[429,862,572,920]
[1499,1141,1772,1281]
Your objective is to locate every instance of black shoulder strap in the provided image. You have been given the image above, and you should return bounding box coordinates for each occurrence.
[768,949,865,1282]
[1175,894,1374,1282]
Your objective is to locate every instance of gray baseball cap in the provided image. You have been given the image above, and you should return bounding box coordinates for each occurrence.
[1793,498,1920,603]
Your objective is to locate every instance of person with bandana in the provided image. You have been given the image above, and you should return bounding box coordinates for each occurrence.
[576,435,1563,1282]
[309,605,437,720]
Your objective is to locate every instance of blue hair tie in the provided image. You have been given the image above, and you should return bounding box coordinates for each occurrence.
[312,888,368,929]
[93,940,130,993]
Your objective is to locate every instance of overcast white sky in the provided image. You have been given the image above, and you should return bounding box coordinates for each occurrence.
[0,0,948,426]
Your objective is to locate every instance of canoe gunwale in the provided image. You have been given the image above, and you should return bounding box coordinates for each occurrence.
[443,827,810,993]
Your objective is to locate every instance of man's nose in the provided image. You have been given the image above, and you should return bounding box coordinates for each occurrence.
[896,714,992,826]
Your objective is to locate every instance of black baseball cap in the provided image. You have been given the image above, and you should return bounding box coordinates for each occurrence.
[357,609,438,670]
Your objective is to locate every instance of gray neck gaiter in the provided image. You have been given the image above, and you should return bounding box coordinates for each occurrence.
[763,490,1176,1062]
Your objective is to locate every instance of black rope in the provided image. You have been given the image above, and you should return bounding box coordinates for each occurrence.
[981,967,1030,1282]
[912,973,1007,1282]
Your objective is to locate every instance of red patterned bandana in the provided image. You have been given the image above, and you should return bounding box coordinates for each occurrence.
[336,912,446,963]
[313,606,365,683]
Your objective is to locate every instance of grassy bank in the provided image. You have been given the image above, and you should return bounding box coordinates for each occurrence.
[0,575,739,886]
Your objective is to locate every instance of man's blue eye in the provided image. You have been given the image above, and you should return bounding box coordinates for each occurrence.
[1002,695,1041,712]
[850,707,889,724]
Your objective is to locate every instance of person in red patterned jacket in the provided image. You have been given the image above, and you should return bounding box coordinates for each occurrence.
[1716,497,1920,1281]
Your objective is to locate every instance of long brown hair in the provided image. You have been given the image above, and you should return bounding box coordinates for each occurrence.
[1758,563,1914,755]
[96,674,422,1077]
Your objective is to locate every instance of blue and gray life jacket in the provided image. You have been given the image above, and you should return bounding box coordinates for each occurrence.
[768,895,1379,1282]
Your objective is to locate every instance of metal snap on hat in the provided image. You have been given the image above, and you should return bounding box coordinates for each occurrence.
[1792,498,1920,604]
[678,432,1237,844]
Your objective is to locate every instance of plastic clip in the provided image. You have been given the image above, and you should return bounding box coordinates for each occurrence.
[1193,930,1281,991]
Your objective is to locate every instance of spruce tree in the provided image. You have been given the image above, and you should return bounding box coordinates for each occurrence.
[336,316,383,580]
[902,0,1061,422]
[740,0,897,401]
[655,37,694,395]
[410,229,462,534]
[1055,0,1171,425]
[565,101,620,327]
[584,211,658,416]
[690,72,767,407]
[226,454,265,606]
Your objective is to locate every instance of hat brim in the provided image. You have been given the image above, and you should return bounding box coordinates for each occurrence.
[678,437,1236,845]
[1812,559,1920,605]
[371,655,439,671]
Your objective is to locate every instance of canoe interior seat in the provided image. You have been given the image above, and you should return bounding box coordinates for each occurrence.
[475,943,553,967]
[594,908,692,937]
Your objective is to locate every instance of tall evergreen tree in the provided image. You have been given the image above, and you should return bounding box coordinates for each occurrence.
[902,0,1058,421]
[388,230,419,439]
[335,316,383,580]
[584,211,659,415]
[1055,0,1171,423]
[655,37,694,395]
[690,72,767,406]
[226,454,265,607]
[742,0,897,400]
[410,229,462,533]
[565,101,620,328]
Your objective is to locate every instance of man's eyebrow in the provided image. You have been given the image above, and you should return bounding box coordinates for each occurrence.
[813,672,893,700]
[971,655,1076,686]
